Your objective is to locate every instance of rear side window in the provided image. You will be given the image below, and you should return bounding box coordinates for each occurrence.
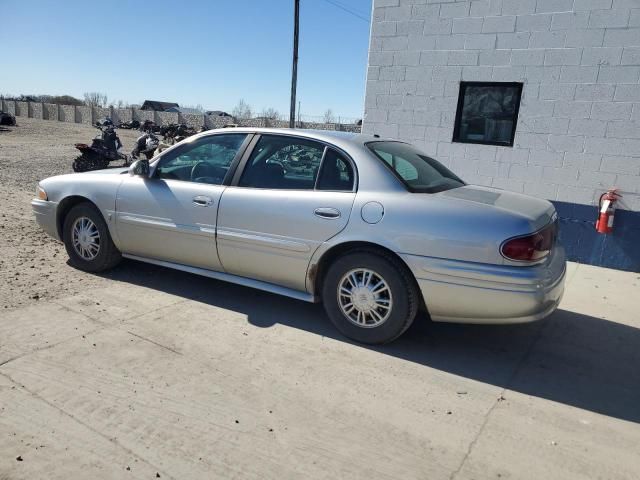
[367,141,464,193]
[239,135,324,189]
[238,135,355,191]
[316,149,355,191]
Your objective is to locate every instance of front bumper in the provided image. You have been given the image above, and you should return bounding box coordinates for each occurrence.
[401,246,566,324]
[31,199,60,241]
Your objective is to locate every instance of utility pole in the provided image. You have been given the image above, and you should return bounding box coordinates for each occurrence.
[289,0,300,129]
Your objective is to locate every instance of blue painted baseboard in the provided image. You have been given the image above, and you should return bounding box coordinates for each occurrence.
[552,200,640,273]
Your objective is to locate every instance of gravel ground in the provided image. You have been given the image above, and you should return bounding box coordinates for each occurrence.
[0,117,141,191]
[0,118,145,310]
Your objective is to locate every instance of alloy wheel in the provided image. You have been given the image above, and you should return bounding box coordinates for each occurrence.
[337,268,393,328]
[71,216,100,260]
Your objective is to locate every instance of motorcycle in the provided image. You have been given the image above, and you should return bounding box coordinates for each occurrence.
[95,117,114,128]
[139,119,161,134]
[131,131,160,160]
[160,123,197,141]
[0,110,16,126]
[72,124,128,172]
[118,119,140,129]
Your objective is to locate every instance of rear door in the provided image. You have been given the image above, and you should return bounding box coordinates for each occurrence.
[115,133,250,270]
[216,134,357,291]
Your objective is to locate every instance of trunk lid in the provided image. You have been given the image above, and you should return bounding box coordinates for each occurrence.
[441,185,556,231]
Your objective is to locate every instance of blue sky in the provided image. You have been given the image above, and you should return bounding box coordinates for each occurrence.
[1,0,372,120]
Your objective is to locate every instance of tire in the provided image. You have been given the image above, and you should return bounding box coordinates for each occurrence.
[322,250,419,344]
[62,203,122,272]
[72,153,108,172]
[72,155,91,172]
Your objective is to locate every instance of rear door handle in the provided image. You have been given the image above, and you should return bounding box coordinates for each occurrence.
[193,195,213,207]
[314,207,341,219]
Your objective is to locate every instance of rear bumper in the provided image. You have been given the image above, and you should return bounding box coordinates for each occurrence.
[31,199,60,241]
[401,246,566,324]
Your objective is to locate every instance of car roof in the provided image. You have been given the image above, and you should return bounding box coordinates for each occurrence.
[199,127,398,149]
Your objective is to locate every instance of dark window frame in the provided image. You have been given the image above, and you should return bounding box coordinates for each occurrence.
[237,135,327,190]
[151,133,253,185]
[315,147,356,192]
[452,81,523,148]
[230,133,358,192]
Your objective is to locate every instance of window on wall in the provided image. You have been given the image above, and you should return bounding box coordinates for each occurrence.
[452,82,523,147]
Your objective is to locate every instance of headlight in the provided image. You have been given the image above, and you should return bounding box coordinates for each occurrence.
[36,185,48,201]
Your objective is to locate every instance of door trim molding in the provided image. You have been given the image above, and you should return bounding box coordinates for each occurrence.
[117,214,215,237]
[217,228,312,252]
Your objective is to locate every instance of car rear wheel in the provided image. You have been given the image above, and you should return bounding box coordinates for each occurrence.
[63,203,121,272]
[322,250,419,344]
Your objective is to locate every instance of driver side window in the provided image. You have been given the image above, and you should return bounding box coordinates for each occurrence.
[155,134,247,185]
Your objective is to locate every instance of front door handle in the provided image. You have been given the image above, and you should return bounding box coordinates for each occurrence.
[193,195,213,207]
[314,207,341,219]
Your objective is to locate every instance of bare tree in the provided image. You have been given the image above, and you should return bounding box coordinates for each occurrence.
[232,99,252,120]
[4,93,84,105]
[182,104,204,113]
[259,107,280,120]
[323,109,335,124]
[83,92,108,108]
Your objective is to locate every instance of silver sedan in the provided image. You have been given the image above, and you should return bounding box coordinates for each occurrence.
[32,128,566,344]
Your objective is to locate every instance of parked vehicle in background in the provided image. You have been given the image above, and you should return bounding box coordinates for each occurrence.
[0,110,17,126]
[94,117,114,128]
[160,123,197,143]
[131,131,160,160]
[72,123,127,172]
[33,128,566,344]
[139,120,160,134]
[118,119,141,130]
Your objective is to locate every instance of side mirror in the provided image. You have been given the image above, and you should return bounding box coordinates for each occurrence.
[129,159,150,177]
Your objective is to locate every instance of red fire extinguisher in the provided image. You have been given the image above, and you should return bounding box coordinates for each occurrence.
[595,189,622,234]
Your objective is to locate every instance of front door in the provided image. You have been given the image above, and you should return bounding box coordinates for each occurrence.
[216,134,357,291]
[115,133,250,270]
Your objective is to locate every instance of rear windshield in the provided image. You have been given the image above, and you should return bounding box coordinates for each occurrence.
[367,141,465,193]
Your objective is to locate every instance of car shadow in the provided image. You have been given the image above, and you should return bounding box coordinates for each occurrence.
[99,259,640,424]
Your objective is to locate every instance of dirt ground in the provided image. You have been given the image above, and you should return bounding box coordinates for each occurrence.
[0,118,143,311]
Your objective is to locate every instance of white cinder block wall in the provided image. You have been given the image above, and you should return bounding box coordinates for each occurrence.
[363,0,640,211]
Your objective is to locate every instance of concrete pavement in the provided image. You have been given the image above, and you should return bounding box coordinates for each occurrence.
[1,261,639,479]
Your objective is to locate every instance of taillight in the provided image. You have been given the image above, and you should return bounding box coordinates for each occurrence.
[501,221,557,262]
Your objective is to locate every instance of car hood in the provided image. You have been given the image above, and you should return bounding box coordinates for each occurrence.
[39,168,128,189]
[88,167,129,175]
[440,185,556,231]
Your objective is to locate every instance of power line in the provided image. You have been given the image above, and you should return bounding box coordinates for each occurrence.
[321,0,370,23]
[330,0,371,18]
[324,0,370,22]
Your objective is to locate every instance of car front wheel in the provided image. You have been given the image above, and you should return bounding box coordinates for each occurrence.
[62,202,122,272]
[322,250,419,344]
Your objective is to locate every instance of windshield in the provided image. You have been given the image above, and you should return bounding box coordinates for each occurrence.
[367,141,465,193]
